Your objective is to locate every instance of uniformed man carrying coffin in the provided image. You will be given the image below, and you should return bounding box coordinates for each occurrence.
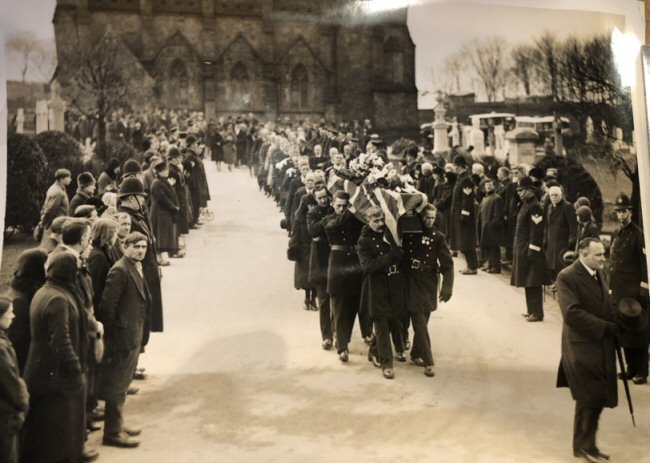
[357,207,406,379]
[322,191,371,362]
[402,204,454,377]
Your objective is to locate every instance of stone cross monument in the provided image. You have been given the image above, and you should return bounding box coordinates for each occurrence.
[432,91,450,154]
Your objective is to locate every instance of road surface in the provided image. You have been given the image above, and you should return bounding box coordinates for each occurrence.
[89,162,649,463]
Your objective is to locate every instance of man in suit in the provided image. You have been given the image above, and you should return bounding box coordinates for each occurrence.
[544,185,577,281]
[556,238,623,462]
[97,232,150,449]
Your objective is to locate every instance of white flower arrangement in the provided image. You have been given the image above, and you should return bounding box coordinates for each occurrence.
[347,152,393,184]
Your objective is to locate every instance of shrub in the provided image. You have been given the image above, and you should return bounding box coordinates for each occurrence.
[5,134,49,232]
[35,131,85,192]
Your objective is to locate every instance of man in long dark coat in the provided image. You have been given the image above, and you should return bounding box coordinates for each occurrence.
[402,204,453,377]
[511,176,551,322]
[503,166,523,264]
[478,178,504,273]
[544,185,577,280]
[306,186,334,350]
[117,178,163,339]
[450,156,478,274]
[97,232,150,448]
[357,207,405,380]
[609,193,649,384]
[322,191,371,362]
[556,238,640,462]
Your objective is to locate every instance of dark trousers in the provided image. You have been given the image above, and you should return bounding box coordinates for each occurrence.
[369,319,393,368]
[462,247,478,270]
[315,285,332,341]
[330,292,361,353]
[525,286,544,319]
[573,402,603,453]
[624,345,649,378]
[483,246,501,271]
[504,244,513,261]
[410,312,433,366]
[101,347,140,437]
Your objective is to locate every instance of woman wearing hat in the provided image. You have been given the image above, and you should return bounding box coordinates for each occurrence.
[7,249,48,373]
[0,296,29,463]
[150,161,180,264]
[22,253,88,463]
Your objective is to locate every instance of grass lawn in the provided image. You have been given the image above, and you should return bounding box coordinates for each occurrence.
[0,232,37,294]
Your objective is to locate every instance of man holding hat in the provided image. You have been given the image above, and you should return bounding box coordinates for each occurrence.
[556,238,645,462]
[511,176,551,322]
[38,168,72,244]
[450,155,478,274]
[70,172,97,214]
[609,193,649,384]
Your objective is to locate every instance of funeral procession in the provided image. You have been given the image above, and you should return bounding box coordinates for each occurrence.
[1,0,649,462]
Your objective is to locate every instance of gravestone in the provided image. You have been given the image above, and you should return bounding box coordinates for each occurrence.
[506,128,538,165]
[16,109,24,134]
[449,117,460,147]
[35,100,49,134]
[432,92,450,154]
[468,116,485,157]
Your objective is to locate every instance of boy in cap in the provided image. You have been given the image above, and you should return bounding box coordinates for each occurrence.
[70,172,97,214]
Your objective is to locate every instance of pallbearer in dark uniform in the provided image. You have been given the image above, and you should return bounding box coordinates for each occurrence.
[322,191,371,362]
[609,193,649,384]
[306,186,334,350]
[403,204,454,377]
[511,176,551,322]
[450,155,478,274]
[357,207,405,380]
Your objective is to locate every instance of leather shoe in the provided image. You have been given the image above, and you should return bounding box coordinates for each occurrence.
[103,432,140,448]
[338,350,349,363]
[526,315,543,322]
[573,448,607,462]
[486,268,501,274]
[133,371,147,381]
[82,447,100,462]
[127,387,139,395]
[382,368,395,379]
[395,351,407,362]
[633,375,647,384]
[411,357,425,367]
[460,268,477,275]
[321,338,333,350]
[87,421,102,432]
[424,365,435,377]
[521,313,531,318]
[617,371,634,380]
[122,426,141,437]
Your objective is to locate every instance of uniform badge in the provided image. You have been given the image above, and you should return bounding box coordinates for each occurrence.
[531,214,542,224]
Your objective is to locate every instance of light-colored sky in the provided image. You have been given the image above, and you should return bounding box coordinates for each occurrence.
[0,0,634,107]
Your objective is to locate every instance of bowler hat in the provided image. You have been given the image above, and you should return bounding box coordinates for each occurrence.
[452,155,467,167]
[516,176,535,191]
[123,159,142,176]
[574,196,591,209]
[117,177,146,197]
[613,193,632,211]
[576,206,593,223]
[616,297,647,331]
[529,167,544,180]
[77,172,95,188]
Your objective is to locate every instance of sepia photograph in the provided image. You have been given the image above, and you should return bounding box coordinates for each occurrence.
[0,0,649,461]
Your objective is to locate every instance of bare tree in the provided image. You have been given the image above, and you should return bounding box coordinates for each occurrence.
[443,51,467,94]
[464,36,510,102]
[533,32,560,101]
[5,31,51,82]
[57,30,154,156]
[511,44,535,96]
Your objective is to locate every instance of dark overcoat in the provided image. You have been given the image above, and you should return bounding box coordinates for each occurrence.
[403,227,454,313]
[323,209,364,296]
[478,192,505,247]
[575,221,599,251]
[289,205,313,291]
[284,177,304,230]
[169,163,191,235]
[6,289,31,374]
[510,195,551,287]
[450,171,476,251]
[87,245,114,312]
[22,268,87,463]
[434,181,454,239]
[609,221,648,348]
[502,181,520,249]
[0,330,29,463]
[150,177,180,252]
[544,199,577,271]
[69,190,91,216]
[357,226,406,319]
[118,205,162,334]
[555,260,617,408]
[306,205,333,286]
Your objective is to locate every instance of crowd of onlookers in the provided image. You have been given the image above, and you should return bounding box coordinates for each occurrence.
[0,113,212,462]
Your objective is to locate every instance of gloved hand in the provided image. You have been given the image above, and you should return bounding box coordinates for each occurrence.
[439,290,452,303]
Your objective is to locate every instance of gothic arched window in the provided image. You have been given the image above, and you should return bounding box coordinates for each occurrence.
[230,61,250,107]
[169,59,189,107]
[290,64,309,109]
[384,37,404,85]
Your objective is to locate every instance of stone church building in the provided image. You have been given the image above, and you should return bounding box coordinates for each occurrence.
[53,0,419,139]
